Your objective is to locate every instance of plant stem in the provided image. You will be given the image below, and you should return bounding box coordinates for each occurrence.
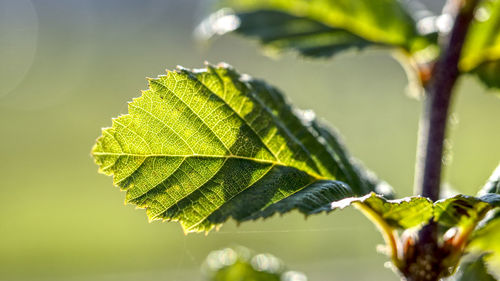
[414,0,480,201]
[406,1,480,280]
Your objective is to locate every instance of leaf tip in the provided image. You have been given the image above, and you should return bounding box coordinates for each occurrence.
[216,62,232,69]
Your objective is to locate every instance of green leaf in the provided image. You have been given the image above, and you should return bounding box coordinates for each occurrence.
[309,120,394,198]
[467,211,500,279]
[198,0,431,58]
[479,164,500,195]
[472,61,500,91]
[198,9,372,58]
[465,165,500,278]
[331,193,500,273]
[331,193,433,230]
[434,194,499,229]
[330,193,499,231]
[460,0,500,90]
[453,255,497,281]
[92,62,386,233]
[202,246,306,281]
[330,193,434,266]
[243,78,393,198]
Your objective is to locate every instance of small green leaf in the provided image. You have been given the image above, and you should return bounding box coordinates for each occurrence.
[460,0,500,90]
[434,195,499,230]
[309,120,394,198]
[330,193,434,266]
[467,211,500,279]
[331,193,500,231]
[92,62,386,233]
[199,9,372,58]
[465,165,500,278]
[198,0,432,58]
[202,246,306,281]
[454,255,497,281]
[472,61,500,91]
[331,193,433,229]
[479,164,500,195]
[331,193,500,275]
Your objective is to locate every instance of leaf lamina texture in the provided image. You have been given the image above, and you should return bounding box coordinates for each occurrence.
[92,63,387,233]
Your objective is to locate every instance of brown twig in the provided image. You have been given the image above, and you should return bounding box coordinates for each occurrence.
[406,1,481,280]
[414,0,480,201]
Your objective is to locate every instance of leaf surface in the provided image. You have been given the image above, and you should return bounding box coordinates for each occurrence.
[454,255,497,281]
[331,193,433,229]
[466,165,500,278]
[198,0,431,58]
[202,246,306,281]
[92,62,386,233]
[434,194,499,229]
[332,193,500,231]
[467,211,500,279]
[479,164,500,196]
[460,0,500,90]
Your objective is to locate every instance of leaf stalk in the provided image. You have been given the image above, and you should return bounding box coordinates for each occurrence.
[352,202,401,267]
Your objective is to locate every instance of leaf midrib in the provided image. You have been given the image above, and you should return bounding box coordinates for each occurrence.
[92,152,329,180]
[163,70,324,177]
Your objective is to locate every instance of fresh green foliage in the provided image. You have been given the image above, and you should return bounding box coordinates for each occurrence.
[468,210,500,279]
[92,62,391,233]
[202,247,306,281]
[331,192,499,232]
[454,255,496,281]
[460,0,500,90]
[434,194,499,228]
[332,193,433,229]
[92,1,500,280]
[202,0,500,91]
[198,0,432,58]
[479,164,500,195]
[472,62,500,90]
[331,192,500,278]
[464,165,500,278]
[198,9,373,58]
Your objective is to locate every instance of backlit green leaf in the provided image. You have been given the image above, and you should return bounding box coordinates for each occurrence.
[330,192,500,275]
[202,246,307,281]
[465,165,500,278]
[198,0,431,58]
[92,62,386,233]
[479,164,500,195]
[467,211,500,279]
[434,194,499,229]
[330,193,434,267]
[332,193,500,231]
[331,193,433,229]
[472,61,500,91]
[454,255,497,281]
[460,0,500,90]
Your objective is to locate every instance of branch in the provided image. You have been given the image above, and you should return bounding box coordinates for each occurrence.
[407,4,480,279]
[414,0,480,201]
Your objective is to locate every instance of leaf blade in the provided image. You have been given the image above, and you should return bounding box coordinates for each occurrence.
[460,0,500,90]
[198,0,431,58]
[467,211,500,279]
[331,193,434,229]
[454,255,497,281]
[479,164,500,196]
[202,246,307,281]
[92,62,387,233]
[465,164,500,278]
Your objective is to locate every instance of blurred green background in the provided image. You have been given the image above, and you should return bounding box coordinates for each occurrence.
[1,0,499,280]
